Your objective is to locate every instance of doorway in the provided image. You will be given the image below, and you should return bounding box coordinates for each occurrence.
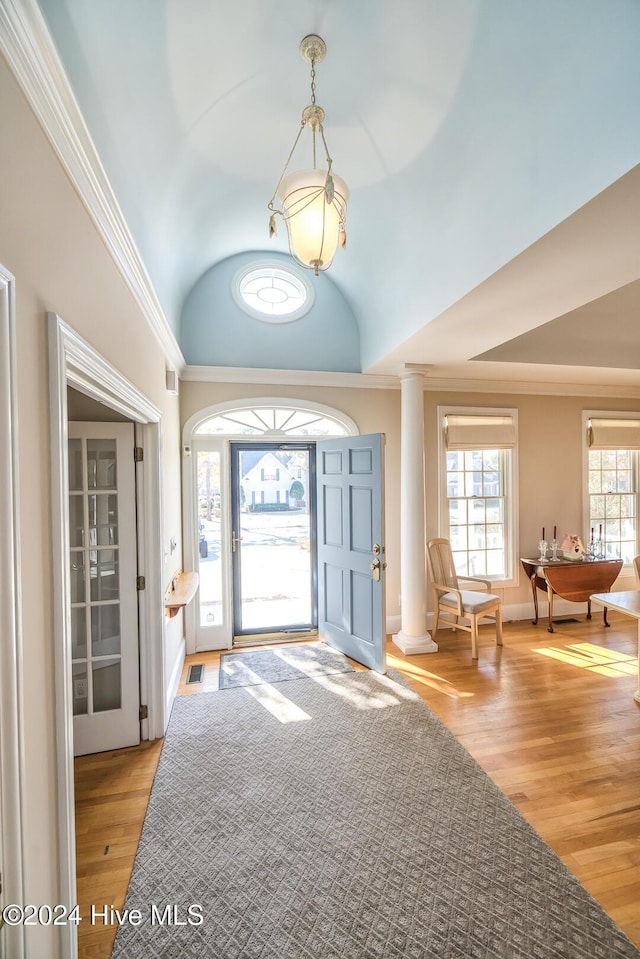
[49,312,164,959]
[230,443,316,638]
[184,399,359,653]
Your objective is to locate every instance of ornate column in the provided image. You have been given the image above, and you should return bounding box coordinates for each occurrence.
[393,368,438,655]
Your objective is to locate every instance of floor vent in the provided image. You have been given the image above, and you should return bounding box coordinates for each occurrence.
[186,664,204,685]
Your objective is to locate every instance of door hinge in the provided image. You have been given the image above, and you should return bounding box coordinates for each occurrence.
[139,704,148,721]
[136,575,146,591]
[134,446,144,463]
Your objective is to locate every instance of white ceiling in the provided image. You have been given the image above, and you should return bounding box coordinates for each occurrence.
[30,0,640,387]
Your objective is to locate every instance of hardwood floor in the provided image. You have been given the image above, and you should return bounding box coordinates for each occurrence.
[75,614,640,957]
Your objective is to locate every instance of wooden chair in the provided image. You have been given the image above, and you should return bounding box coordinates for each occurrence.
[634,556,640,585]
[426,537,503,659]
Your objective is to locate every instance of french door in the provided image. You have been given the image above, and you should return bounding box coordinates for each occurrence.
[68,423,140,755]
[230,443,316,638]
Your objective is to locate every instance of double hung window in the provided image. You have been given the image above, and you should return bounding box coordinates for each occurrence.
[586,415,640,563]
[439,408,518,584]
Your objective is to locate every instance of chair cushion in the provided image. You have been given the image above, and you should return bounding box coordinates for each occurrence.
[440,590,501,614]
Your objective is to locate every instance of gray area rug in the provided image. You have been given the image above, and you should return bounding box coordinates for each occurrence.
[218,642,355,689]
[112,671,640,959]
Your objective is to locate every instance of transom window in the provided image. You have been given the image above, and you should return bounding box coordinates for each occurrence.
[195,405,350,438]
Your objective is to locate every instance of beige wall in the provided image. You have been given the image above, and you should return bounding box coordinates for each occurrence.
[426,391,640,610]
[183,382,640,623]
[0,55,183,956]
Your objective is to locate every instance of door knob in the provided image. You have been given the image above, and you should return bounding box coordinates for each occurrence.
[370,557,381,581]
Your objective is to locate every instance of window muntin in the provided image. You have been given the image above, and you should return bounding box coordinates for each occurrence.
[233,264,314,322]
[587,449,637,562]
[439,406,517,584]
[446,449,508,578]
[195,406,349,437]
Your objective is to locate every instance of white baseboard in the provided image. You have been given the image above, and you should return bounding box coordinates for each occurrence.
[164,636,186,730]
[386,614,401,635]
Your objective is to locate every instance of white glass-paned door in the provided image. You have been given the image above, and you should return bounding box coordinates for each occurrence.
[68,422,140,755]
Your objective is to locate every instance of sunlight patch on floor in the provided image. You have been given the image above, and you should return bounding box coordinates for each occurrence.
[386,654,475,699]
[312,670,417,710]
[534,642,638,678]
[243,682,312,723]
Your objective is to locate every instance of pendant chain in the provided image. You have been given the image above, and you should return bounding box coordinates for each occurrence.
[310,60,316,106]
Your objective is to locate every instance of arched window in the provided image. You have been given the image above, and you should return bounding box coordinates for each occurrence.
[189,399,357,440]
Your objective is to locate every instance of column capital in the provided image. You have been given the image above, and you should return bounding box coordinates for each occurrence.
[398,363,433,382]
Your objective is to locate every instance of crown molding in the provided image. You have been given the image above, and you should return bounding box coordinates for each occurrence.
[183,364,640,398]
[0,0,185,373]
[419,375,640,398]
[183,365,400,390]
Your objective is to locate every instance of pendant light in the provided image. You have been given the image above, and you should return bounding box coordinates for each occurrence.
[268,35,348,276]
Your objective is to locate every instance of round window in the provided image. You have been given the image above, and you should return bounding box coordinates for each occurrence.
[233,263,314,322]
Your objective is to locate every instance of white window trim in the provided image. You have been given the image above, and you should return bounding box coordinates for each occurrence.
[438,405,519,588]
[232,260,315,323]
[582,409,640,567]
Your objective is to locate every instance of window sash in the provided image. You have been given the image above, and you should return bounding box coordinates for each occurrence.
[445,449,510,579]
[587,448,638,562]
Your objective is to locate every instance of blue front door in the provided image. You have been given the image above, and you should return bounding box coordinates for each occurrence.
[316,434,386,672]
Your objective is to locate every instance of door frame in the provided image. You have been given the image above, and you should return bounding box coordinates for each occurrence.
[182,399,359,654]
[48,313,163,959]
[0,266,26,959]
[230,441,317,638]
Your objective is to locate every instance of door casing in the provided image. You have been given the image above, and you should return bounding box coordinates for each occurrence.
[182,400,359,655]
[48,312,164,959]
[0,265,25,959]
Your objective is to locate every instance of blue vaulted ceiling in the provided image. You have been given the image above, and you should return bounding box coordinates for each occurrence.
[34,0,640,380]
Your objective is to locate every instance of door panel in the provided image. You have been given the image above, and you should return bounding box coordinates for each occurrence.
[68,423,140,755]
[317,434,386,672]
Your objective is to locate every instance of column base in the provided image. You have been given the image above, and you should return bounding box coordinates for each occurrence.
[392,631,438,655]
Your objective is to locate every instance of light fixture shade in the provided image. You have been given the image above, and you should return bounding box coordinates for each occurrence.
[276,169,349,273]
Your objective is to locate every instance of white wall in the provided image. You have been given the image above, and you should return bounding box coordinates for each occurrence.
[0,55,183,957]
